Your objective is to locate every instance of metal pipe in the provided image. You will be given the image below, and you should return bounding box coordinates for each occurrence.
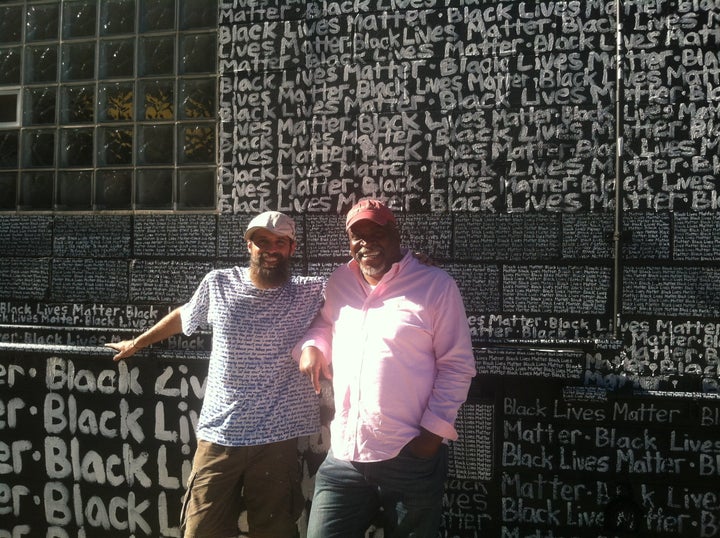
[612,0,624,339]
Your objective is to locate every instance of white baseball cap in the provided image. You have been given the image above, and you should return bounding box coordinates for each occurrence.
[244,211,296,241]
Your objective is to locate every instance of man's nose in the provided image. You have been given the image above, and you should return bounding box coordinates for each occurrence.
[358,236,376,246]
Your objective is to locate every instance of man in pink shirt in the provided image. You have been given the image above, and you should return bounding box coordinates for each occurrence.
[298,198,476,538]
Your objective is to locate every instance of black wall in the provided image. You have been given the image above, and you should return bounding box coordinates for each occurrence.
[2,1,720,537]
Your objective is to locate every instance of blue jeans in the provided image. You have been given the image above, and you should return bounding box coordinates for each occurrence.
[307,445,448,538]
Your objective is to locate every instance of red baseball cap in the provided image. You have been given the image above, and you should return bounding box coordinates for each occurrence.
[345,199,396,231]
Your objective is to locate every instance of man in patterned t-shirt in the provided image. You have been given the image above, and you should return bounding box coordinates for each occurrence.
[106,211,324,538]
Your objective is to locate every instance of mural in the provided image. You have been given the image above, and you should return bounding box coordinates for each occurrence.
[1,1,719,536]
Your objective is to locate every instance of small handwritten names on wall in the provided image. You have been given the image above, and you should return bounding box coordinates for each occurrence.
[450,402,494,481]
[503,265,611,314]
[51,260,129,302]
[475,348,584,379]
[623,267,720,318]
[454,213,562,261]
[134,215,217,258]
[129,261,213,304]
[622,212,671,260]
[674,213,720,261]
[0,216,52,257]
[54,215,131,258]
[0,259,50,301]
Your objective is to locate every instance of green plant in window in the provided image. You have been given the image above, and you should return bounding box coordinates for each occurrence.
[107,128,132,164]
[145,91,173,119]
[184,125,213,162]
[184,96,211,119]
[107,90,133,120]
[70,91,93,122]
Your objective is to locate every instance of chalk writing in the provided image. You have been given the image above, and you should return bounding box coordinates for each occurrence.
[134,215,217,258]
[503,266,611,314]
[129,261,213,303]
[396,214,452,259]
[0,352,205,536]
[475,348,584,379]
[454,214,561,260]
[442,479,493,535]
[53,216,131,258]
[450,402,494,481]
[468,314,615,343]
[445,264,501,313]
[491,385,719,536]
[623,267,720,319]
[0,216,52,257]
[51,260,128,303]
[674,213,720,260]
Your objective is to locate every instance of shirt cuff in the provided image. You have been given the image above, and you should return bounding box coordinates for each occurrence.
[292,338,331,364]
[179,304,193,336]
[420,410,458,441]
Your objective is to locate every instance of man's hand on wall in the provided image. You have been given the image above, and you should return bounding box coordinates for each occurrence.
[105,339,140,361]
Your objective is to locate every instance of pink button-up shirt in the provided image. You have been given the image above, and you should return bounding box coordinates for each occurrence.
[300,251,476,462]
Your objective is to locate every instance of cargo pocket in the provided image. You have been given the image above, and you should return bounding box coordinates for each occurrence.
[179,469,198,533]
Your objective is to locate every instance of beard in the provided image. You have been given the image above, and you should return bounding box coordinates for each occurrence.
[357,258,388,282]
[249,253,291,288]
[354,248,391,282]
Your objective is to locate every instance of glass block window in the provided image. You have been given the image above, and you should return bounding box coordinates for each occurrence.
[0,0,218,212]
[0,90,20,126]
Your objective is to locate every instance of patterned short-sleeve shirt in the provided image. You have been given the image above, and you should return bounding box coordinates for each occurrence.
[180,267,325,446]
